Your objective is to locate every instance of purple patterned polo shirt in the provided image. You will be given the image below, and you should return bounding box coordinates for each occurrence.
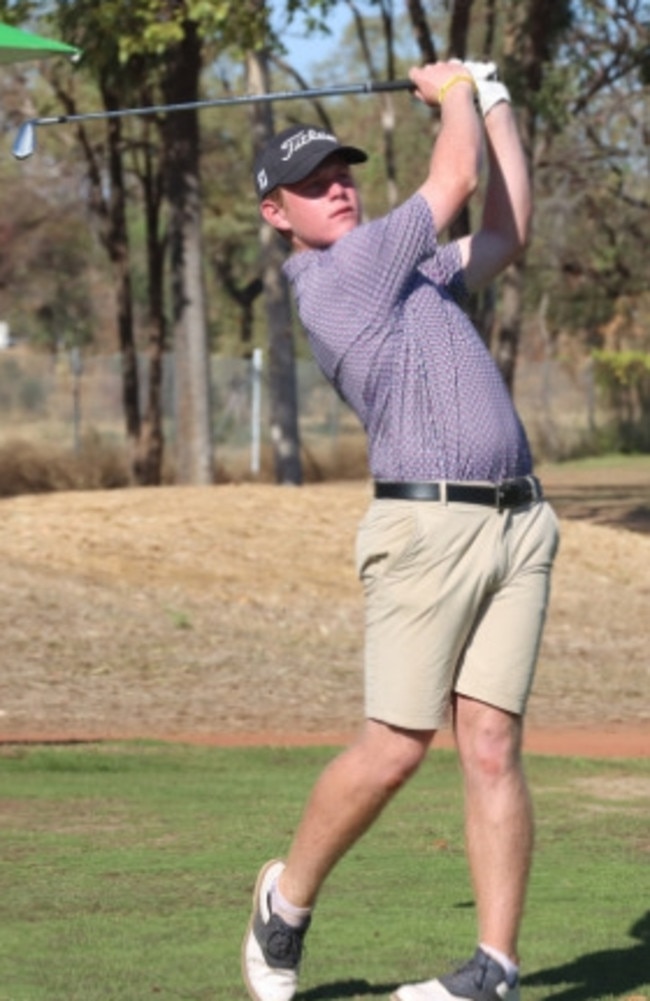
[284,194,533,482]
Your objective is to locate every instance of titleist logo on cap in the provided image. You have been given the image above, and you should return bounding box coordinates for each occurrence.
[253,122,368,199]
[279,128,338,162]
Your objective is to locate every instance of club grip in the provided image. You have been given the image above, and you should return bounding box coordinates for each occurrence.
[369,79,415,94]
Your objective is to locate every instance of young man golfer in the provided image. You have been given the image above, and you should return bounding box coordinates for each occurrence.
[242,60,559,1001]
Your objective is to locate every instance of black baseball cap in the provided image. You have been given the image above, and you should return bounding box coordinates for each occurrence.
[253,123,368,200]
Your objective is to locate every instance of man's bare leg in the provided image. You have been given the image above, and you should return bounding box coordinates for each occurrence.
[278,719,435,908]
[454,694,533,962]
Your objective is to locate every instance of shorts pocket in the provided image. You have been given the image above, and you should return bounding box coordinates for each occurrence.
[355,502,420,584]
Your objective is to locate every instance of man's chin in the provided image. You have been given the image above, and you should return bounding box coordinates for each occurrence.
[332,213,359,236]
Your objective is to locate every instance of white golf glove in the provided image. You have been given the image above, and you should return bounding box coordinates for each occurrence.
[463,60,511,117]
[463,60,498,81]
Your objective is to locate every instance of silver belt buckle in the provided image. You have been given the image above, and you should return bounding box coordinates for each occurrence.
[496,479,518,512]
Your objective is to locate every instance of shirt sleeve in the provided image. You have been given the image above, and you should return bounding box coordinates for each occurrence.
[418,239,470,307]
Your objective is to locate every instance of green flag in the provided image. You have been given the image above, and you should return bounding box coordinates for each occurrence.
[0,21,80,64]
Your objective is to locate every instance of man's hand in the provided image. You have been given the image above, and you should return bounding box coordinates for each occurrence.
[409,61,476,108]
[410,61,482,236]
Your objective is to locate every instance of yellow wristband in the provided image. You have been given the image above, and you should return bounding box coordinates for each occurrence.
[438,73,477,103]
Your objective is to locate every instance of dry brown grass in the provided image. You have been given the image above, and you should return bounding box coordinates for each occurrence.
[0,461,649,748]
[0,433,129,496]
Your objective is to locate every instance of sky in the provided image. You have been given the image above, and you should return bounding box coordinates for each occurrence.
[268,2,353,79]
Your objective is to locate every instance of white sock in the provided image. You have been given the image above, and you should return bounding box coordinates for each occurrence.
[480,944,519,983]
[270,881,312,929]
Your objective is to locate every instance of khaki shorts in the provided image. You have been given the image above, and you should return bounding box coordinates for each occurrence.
[355,497,560,730]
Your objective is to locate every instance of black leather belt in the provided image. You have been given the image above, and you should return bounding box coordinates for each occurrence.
[374,476,542,510]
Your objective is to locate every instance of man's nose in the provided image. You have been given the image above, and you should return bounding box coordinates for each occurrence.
[328,179,347,196]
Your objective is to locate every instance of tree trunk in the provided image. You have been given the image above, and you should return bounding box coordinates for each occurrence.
[405,0,437,63]
[261,225,303,485]
[47,17,143,478]
[492,260,524,393]
[350,0,400,208]
[134,133,167,486]
[162,19,213,485]
[448,0,475,58]
[248,49,303,485]
[100,92,142,475]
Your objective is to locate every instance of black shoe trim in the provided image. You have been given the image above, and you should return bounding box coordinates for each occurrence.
[438,948,517,1001]
[253,906,310,972]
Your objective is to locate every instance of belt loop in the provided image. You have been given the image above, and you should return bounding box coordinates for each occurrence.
[440,481,448,505]
[526,474,540,502]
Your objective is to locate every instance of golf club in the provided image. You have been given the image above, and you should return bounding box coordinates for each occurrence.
[12,78,415,160]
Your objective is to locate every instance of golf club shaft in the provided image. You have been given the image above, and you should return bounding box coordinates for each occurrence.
[30,78,415,128]
[13,78,415,158]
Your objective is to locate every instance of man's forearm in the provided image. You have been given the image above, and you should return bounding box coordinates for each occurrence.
[408,63,483,232]
[482,102,531,253]
[431,82,483,206]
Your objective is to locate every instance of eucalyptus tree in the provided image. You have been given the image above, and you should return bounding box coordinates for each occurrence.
[525,0,650,342]
[53,0,318,485]
[48,1,161,480]
[9,0,278,484]
[399,0,647,401]
[244,0,345,485]
[247,46,303,485]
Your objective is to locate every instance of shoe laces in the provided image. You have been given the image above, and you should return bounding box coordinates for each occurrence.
[265,913,309,966]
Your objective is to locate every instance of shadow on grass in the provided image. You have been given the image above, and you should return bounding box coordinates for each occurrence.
[546,482,650,535]
[297,912,650,1000]
[298,980,400,999]
[522,910,650,1000]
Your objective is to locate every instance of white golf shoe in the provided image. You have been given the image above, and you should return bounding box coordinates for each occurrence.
[391,948,520,1001]
[241,859,310,1001]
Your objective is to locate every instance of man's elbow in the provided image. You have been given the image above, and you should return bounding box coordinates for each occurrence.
[519,201,533,249]
[504,231,528,266]
[512,211,532,260]
[486,219,530,276]
[504,202,532,263]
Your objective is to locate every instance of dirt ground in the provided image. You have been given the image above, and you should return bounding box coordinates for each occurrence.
[0,460,649,758]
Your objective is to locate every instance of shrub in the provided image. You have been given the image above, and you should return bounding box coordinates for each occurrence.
[592,350,650,452]
[0,433,129,498]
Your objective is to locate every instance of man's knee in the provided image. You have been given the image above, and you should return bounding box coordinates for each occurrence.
[359,721,433,793]
[455,699,524,782]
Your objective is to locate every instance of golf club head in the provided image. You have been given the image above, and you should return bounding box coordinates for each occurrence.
[13,121,36,160]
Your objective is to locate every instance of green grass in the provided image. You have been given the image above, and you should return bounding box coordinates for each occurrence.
[0,743,648,1000]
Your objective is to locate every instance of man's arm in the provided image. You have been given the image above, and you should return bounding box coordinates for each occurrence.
[409,62,483,235]
[458,99,532,291]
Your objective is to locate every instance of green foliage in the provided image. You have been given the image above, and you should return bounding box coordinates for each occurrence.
[2,0,648,388]
[594,349,650,389]
[531,61,575,131]
[593,349,650,451]
[108,0,272,60]
[279,0,343,46]
[0,0,35,23]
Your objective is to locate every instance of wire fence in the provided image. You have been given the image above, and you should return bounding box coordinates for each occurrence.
[0,346,626,478]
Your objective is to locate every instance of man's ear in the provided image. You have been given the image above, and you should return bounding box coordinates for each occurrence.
[260,196,290,234]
